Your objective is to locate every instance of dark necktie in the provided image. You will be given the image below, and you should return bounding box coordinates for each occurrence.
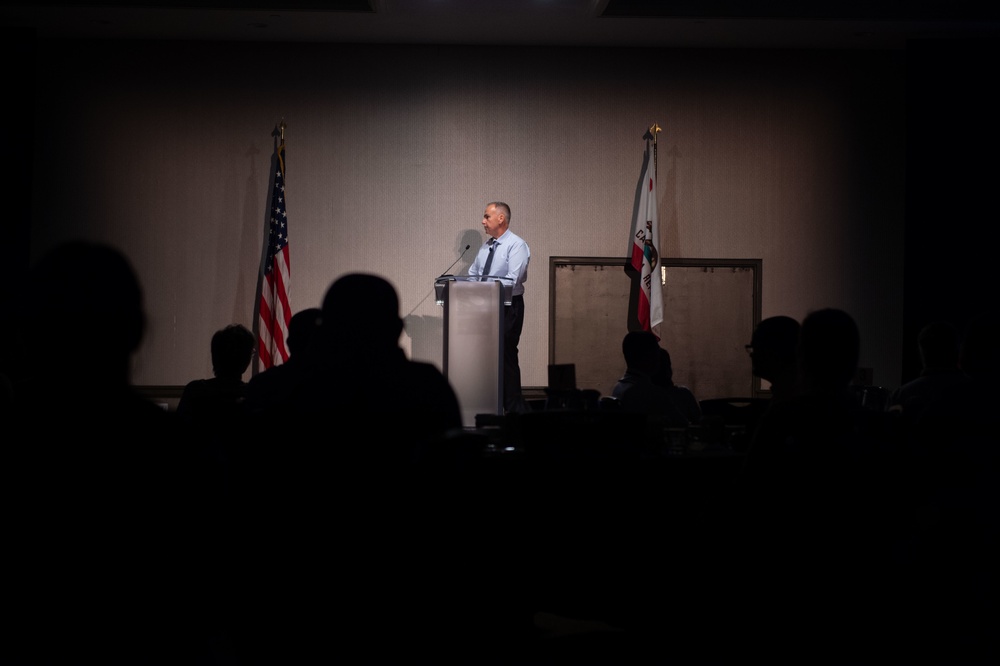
[480,239,496,280]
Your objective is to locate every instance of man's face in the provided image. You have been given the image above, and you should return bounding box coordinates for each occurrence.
[482,204,505,239]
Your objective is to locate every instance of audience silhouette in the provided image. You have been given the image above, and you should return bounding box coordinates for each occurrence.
[176,322,255,432]
[242,306,321,418]
[886,320,967,442]
[737,307,906,663]
[745,308,870,466]
[695,314,801,452]
[287,272,463,451]
[4,240,222,664]
[650,345,702,425]
[221,273,535,665]
[748,314,801,403]
[11,241,994,665]
[695,315,801,454]
[612,330,695,426]
[917,308,1000,436]
[901,309,1000,664]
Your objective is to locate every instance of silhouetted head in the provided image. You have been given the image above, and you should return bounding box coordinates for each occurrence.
[749,315,800,382]
[27,240,146,382]
[622,330,661,375]
[652,346,674,387]
[287,307,322,357]
[211,324,255,380]
[798,308,859,391]
[321,273,403,350]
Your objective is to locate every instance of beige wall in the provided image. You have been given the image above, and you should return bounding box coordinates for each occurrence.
[28,40,906,394]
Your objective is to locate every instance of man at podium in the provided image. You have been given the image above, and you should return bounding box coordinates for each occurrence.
[469,201,531,413]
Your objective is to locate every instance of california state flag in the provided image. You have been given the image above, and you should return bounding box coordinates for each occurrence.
[629,136,663,338]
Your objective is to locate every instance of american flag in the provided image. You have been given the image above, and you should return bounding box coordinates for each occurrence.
[258,137,291,370]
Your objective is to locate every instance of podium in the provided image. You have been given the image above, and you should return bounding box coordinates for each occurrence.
[435,276,512,428]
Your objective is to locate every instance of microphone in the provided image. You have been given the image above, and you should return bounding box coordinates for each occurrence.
[438,244,471,278]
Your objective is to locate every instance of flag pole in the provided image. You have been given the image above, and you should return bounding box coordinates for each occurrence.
[649,122,661,180]
[649,122,663,293]
[278,118,287,175]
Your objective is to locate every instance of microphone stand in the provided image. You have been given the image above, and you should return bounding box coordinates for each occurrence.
[438,244,471,278]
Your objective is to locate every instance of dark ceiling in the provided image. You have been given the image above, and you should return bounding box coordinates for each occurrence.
[1,0,998,49]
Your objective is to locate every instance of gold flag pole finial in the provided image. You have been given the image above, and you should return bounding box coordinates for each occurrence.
[279,119,287,142]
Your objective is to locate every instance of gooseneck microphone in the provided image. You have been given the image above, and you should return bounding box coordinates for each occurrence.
[438,244,471,278]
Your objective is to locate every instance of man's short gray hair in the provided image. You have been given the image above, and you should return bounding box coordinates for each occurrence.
[488,201,511,222]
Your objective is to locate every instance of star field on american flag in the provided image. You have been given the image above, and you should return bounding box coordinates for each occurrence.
[265,181,288,268]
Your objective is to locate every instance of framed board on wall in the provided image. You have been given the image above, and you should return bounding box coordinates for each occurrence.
[549,257,762,401]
